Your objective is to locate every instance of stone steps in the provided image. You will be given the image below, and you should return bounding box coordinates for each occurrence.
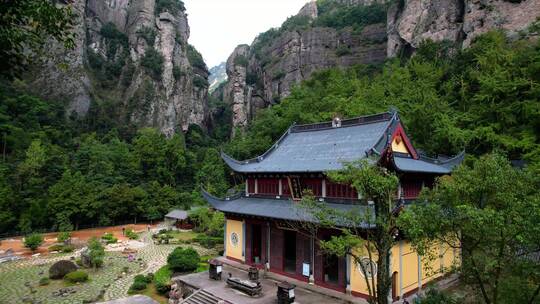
[181,289,225,304]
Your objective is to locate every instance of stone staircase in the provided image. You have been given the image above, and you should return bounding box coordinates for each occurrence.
[181,289,230,304]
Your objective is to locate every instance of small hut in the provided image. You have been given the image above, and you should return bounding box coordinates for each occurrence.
[164,210,192,229]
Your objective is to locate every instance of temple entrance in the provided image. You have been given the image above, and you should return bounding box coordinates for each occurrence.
[323,254,339,285]
[283,230,296,273]
[251,224,262,264]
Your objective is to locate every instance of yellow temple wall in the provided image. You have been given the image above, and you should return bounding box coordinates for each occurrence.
[350,241,457,297]
[225,219,244,262]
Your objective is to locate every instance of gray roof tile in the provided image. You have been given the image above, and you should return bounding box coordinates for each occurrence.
[223,112,396,173]
[202,190,374,228]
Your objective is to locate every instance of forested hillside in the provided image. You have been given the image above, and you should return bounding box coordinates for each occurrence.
[0,82,229,235]
[226,30,540,171]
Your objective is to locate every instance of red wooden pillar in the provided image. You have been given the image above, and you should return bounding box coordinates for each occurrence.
[245,222,252,264]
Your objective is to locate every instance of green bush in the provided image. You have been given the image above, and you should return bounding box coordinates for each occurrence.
[193,75,208,88]
[88,237,105,268]
[39,277,50,286]
[281,15,311,32]
[233,55,248,67]
[167,247,200,272]
[48,244,64,252]
[64,270,89,283]
[24,233,43,251]
[187,44,206,70]
[129,274,151,292]
[314,2,387,31]
[125,229,139,240]
[48,244,74,253]
[154,265,172,294]
[141,48,164,79]
[137,26,157,46]
[101,232,118,244]
[57,231,71,243]
[336,44,352,57]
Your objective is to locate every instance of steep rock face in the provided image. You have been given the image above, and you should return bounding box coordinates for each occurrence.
[222,2,387,132]
[387,0,540,57]
[29,0,208,135]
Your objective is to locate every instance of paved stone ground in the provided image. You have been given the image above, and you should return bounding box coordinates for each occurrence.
[0,230,216,304]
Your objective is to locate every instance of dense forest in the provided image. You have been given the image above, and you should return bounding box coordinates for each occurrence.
[0,0,539,237]
[0,84,231,234]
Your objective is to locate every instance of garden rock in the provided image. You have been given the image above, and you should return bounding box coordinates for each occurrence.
[49,260,78,279]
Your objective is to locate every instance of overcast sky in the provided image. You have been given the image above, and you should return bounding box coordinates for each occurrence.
[183,0,308,68]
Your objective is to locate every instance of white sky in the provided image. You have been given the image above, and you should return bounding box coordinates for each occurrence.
[183,0,309,68]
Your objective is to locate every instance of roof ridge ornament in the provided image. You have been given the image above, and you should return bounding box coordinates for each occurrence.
[332,116,342,128]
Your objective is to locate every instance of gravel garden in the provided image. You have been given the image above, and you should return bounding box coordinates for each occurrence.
[0,229,221,304]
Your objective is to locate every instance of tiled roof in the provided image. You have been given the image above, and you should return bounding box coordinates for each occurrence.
[222,112,397,173]
[165,210,188,220]
[392,152,465,174]
[202,190,374,228]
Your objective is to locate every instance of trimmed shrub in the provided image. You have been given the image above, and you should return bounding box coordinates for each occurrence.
[129,274,151,292]
[57,231,71,243]
[101,233,118,244]
[39,277,50,286]
[24,233,43,251]
[125,229,139,240]
[49,260,78,280]
[64,270,89,283]
[167,247,200,272]
[88,237,105,268]
[48,244,75,253]
[48,244,64,252]
[154,266,172,295]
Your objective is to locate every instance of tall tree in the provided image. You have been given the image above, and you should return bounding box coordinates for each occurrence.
[296,160,399,304]
[398,154,540,304]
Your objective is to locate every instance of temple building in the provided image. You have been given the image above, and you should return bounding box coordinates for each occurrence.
[202,111,464,300]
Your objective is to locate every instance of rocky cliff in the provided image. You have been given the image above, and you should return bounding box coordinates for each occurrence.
[220,0,540,134]
[222,1,388,134]
[387,0,540,57]
[29,0,209,136]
